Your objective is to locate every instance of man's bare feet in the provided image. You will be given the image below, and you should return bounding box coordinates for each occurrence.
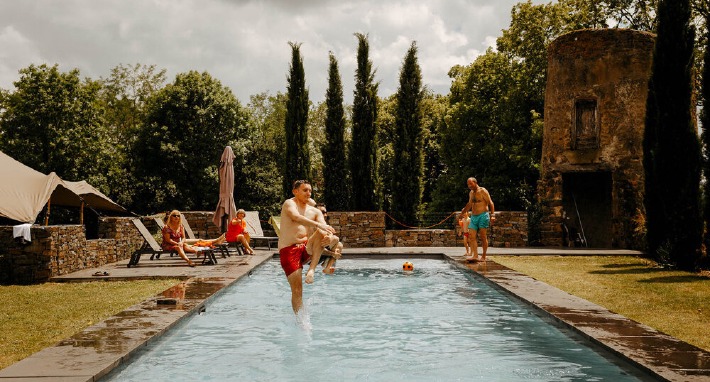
[322,247,342,259]
[465,255,480,262]
[322,266,335,274]
[305,269,315,284]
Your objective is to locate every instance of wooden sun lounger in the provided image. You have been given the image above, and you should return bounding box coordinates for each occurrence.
[128,218,216,267]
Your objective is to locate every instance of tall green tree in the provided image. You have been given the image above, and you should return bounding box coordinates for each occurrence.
[376,95,397,215]
[307,100,326,196]
[99,63,167,206]
[283,42,311,197]
[0,64,113,190]
[239,92,287,214]
[699,1,710,264]
[133,70,246,213]
[643,0,702,269]
[350,33,380,211]
[322,52,349,211]
[390,42,424,226]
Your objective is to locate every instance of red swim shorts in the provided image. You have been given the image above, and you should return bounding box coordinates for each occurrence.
[279,243,310,276]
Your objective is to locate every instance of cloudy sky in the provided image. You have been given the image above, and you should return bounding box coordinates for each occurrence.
[0,0,543,104]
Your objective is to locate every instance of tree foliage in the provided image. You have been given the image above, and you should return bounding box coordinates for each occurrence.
[390,42,424,226]
[99,63,167,206]
[0,64,114,192]
[350,33,380,211]
[643,0,702,270]
[239,92,287,215]
[132,70,247,213]
[283,42,311,197]
[322,52,349,210]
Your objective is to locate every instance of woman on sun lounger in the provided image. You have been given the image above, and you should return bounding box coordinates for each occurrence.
[226,209,255,254]
[161,210,201,267]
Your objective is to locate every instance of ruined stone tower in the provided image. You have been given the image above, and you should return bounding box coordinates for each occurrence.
[537,29,655,249]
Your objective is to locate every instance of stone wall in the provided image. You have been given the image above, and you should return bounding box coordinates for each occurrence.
[490,212,528,247]
[0,217,143,284]
[329,211,527,248]
[386,229,457,247]
[0,211,528,284]
[327,212,386,248]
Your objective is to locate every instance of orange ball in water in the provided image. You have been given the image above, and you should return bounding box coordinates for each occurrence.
[402,261,414,271]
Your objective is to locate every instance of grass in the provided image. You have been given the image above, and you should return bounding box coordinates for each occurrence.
[493,256,710,352]
[0,279,179,370]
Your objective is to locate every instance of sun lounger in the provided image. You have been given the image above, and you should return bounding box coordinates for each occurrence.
[180,214,233,258]
[128,218,216,267]
[244,211,279,250]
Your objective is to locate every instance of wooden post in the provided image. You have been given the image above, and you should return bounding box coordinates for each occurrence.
[80,201,84,225]
[44,198,51,226]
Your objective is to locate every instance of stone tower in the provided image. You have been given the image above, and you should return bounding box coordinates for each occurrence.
[537,29,655,249]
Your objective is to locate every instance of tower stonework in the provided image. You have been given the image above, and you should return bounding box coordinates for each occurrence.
[538,29,655,249]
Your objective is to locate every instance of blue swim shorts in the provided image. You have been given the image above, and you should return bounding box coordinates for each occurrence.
[468,212,490,231]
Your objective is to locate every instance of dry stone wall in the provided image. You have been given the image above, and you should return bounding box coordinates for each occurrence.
[0,211,527,284]
[0,217,143,284]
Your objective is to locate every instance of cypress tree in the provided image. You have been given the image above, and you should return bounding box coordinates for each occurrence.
[350,33,379,211]
[391,42,424,225]
[322,52,349,210]
[283,42,311,197]
[643,0,702,270]
[702,11,710,265]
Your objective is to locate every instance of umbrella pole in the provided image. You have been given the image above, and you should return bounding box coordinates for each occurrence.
[80,201,84,225]
[44,198,51,226]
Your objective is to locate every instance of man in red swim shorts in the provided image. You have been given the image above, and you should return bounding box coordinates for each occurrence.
[278,180,336,314]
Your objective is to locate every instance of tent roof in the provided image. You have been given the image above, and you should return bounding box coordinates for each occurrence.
[0,151,127,223]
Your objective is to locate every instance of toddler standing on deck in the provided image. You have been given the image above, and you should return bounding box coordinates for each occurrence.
[459,212,471,257]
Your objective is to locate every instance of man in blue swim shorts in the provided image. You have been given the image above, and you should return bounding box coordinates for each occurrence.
[460,177,495,262]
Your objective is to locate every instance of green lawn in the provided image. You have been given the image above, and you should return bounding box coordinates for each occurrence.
[0,279,179,370]
[493,256,710,352]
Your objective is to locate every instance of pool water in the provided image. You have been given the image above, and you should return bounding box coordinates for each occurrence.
[103,258,649,381]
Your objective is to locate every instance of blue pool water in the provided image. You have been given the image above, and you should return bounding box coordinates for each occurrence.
[103,258,649,381]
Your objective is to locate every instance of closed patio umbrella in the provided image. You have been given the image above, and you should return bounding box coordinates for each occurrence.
[212,146,238,231]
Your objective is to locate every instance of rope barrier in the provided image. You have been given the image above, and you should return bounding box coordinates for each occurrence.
[384,211,458,229]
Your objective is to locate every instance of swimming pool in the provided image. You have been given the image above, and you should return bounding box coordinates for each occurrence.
[103,258,651,381]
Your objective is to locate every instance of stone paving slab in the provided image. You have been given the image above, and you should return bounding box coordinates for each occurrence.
[1,246,706,382]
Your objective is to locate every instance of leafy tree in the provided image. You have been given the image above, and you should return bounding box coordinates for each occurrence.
[238,92,287,215]
[133,70,247,213]
[376,95,396,216]
[350,33,380,211]
[283,42,311,197]
[434,50,542,213]
[0,64,113,191]
[699,0,710,265]
[322,52,349,211]
[100,63,167,137]
[99,63,167,206]
[643,0,702,270]
[307,100,326,197]
[420,92,448,214]
[390,42,424,226]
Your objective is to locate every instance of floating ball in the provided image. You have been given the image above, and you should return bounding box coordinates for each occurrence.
[402,261,414,271]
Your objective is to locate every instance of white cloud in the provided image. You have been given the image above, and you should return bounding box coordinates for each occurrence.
[0,0,544,102]
[0,26,44,90]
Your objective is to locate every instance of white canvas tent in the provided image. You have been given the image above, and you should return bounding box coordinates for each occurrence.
[0,150,128,223]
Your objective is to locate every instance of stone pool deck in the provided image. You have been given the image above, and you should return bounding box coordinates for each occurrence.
[0,247,708,381]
